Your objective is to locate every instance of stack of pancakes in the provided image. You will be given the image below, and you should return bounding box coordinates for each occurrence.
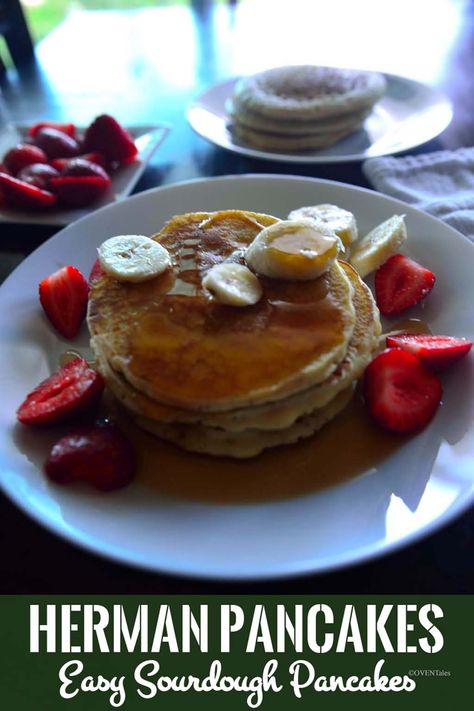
[229,65,386,152]
[88,209,381,458]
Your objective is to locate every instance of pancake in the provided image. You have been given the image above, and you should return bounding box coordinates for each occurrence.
[231,123,351,152]
[88,209,356,412]
[89,208,382,459]
[232,66,386,121]
[91,261,380,433]
[229,66,385,152]
[135,385,355,459]
[228,104,370,136]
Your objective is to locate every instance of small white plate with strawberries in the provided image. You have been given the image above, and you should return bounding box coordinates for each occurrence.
[1,174,474,580]
[0,115,169,226]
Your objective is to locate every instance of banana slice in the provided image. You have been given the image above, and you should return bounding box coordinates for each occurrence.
[245,218,340,281]
[349,214,407,278]
[97,235,171,282]
[288,204,358,252]
[202,263,262,306]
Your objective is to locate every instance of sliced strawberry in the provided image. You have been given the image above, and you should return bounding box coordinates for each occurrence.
[0,172,57,209]
[374,254,436,316]
[80,151,108,170]
[49,158,69,172]
[17,358,104,426]
[49,175,111,207]
[3,143,48,175]
[83,114,138,165]
[39,265,89,338]
[17,163,60,190]
[88,258,106,284]
[61,158,109,180]
[363,348,442,434]
[45,422,135,491]
[386,333,473,371]
[33,127,80,159]
[28,121,77,138]
[50,152,108,172]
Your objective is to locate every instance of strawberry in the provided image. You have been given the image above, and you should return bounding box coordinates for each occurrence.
[3,143,48,175]
[17,358,104,426]
[45,422,135,491]
[28,121,77,139]
[363,348,442,434]
[386,333,473,371]
[61,158,109,180]
[33,127,80,159]
[88,258,106,284]
[80,151,108,170]
[17,163,60,190]
[83,114,138,165]
[0,172,57,209]
[50,152,108,172]
[374,254,436,316]
[49,175,110,207]
[39,265,89,338]
[48,158,68,172]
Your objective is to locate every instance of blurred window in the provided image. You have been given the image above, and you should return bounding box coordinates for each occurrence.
[20,0,190,43]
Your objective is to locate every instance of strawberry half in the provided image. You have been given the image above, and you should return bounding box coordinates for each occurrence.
[3,143,48,175]
[0,172,57,209]
[88,258,106,284]
[33,127,80,160]
[386,333,473,371]
[17,358,104,426]
[39,265,89,338]
[374,254,436,316]
[363,348,442,434]
[83,114,138,165]
[28,121,77,138]
[49,175,111,207]
[50,152,108,172]
[45,422,135,491]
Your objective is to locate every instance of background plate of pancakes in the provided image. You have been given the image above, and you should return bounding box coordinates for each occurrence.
[1,174,473,579]
[187,71,453,163]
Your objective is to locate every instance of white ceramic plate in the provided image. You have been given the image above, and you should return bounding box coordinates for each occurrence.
[1,175,473,580]
[187,74,453,163]
[0,125,169,226]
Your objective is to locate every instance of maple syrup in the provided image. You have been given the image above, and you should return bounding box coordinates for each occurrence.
[115,392,406,504]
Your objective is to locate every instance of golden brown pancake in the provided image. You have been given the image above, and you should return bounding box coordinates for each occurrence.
[88,209,356,412]
[135,386,356,459]
[91,261,380,434]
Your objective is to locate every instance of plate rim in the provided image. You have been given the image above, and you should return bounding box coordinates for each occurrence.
[187,72,453,164]
[1,173,473,581]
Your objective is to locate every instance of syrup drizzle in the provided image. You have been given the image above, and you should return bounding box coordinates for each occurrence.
[61,301,429,503]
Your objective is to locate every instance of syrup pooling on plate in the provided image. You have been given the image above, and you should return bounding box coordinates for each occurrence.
[114,317,432,501]
[114,392,405,503]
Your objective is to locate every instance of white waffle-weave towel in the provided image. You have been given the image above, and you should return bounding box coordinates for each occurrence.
[363,148,474,242]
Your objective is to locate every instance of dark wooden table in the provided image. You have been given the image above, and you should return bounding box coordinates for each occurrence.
[1,0,474,593]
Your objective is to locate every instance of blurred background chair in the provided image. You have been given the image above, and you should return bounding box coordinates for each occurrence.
[0,0,35,74]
